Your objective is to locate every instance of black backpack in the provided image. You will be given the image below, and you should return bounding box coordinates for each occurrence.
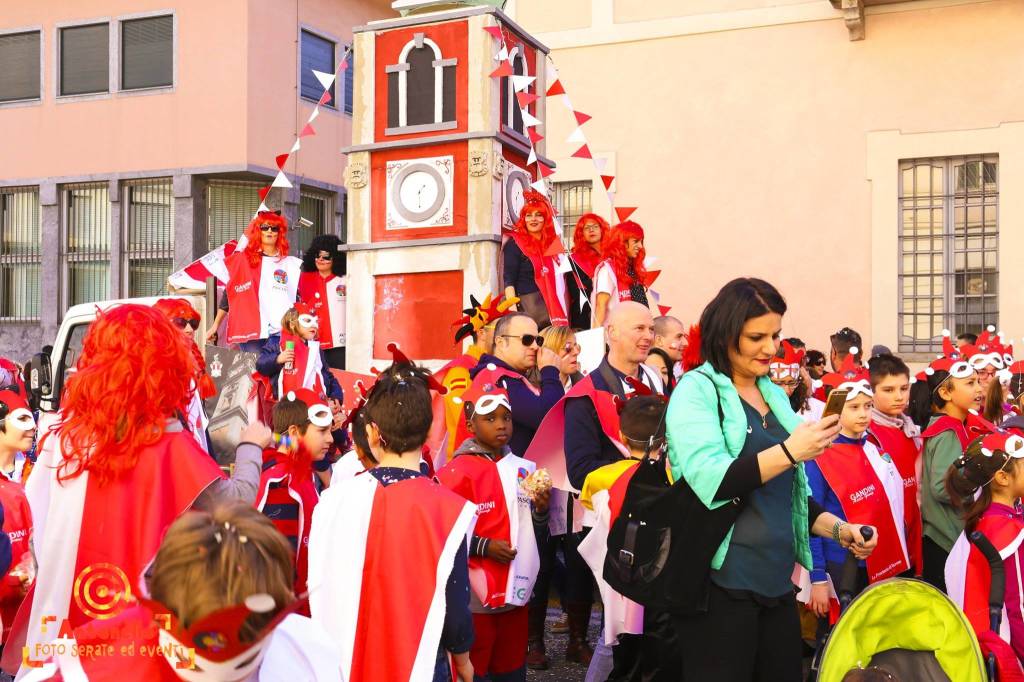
[603,372,745,615]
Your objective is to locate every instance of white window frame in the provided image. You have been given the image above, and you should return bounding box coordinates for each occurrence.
[117,10,176,95]
[0,26,44,109]
[385,32,457,135]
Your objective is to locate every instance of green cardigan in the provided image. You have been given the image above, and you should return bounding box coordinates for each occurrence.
[666,361,813,570]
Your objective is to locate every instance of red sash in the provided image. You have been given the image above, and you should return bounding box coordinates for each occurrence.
[278,332,325,398]
[225,252,263,344]
[257,450,319,602]
[511,233,568,327]
[436,453,539,607]
[869,424,923,575]
[922,414,971,450]
[523,374,628,492]
[815,442,909,582]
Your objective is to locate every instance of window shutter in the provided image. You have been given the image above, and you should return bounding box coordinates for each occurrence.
[0,32,40,102]
[60,24,109,96]
[301,31,334,102]
[344,49,354,114]
[207,182,261,250]
[121,16,172,90]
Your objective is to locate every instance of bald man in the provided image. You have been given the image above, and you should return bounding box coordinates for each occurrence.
[647,315,685,394]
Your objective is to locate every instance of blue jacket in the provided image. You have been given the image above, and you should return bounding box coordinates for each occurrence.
[805,434,866,581]
[471,354,564,457]
[255,333,343,401]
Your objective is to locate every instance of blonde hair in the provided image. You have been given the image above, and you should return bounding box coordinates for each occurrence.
[540,325,576,354]
[280,308,301,337]
[148,503,295,640]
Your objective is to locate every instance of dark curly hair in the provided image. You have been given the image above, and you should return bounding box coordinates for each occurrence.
[300,234,346,276]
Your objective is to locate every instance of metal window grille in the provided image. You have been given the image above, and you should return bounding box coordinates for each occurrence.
[296,190,335,257]
[125,178,174,297]
[121,15,173,90]
[300,30,335,104]
[553,181,593,245]
[898,155,999,353]
[206,180,261,251]
[0,31,41,103]
[0,187,41,320]
[343,47,354,115]
[60,23,109,96]
[63,182,111,308]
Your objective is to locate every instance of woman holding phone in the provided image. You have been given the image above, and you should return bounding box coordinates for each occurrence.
[666,278,879,681]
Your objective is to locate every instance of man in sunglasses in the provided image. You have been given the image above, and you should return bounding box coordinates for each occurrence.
[471,313,565,458]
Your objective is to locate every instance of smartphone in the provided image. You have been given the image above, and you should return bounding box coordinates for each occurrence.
[822,388,849,420]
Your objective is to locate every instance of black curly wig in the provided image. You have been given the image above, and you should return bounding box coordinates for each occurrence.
[301,234,346,276]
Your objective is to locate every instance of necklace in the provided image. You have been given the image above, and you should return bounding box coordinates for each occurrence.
[761,412,768,430]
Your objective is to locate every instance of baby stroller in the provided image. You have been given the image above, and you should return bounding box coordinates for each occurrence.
[809,528,991,682]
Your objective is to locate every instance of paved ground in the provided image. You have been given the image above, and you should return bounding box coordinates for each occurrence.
[526,605,603,682]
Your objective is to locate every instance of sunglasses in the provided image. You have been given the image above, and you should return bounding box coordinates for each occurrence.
[259,224,281,233]
[172,317,200,331]
[499,334,543,347]
[315,252,333,261]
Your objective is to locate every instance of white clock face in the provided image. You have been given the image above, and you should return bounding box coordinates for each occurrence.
[505,168,530,225]
[399,170,440,214]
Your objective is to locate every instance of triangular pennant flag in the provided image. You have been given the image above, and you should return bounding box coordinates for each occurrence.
[258,186,272,202]
[607,191,615,205]
[600,175,615,190]
[642,269,661,288]
[527,128,544,144]
[530,179,547,193]
[546,79,566,97]
[483,25,503,39]
[537,162,555,179]
[275,154,289,171]
[516,91,539,108]
[571,144,592,160]
[257,202,269,213]
[521,110,543,128]
[271,170,292,189]
[511,75,536,92]
[300,123,316,137]
[658,305,672,316]
[318,90,332,106]
[615,206,637,222]
[308,106,321,122]
[579,295,588,313]
[290,139,301,153]
[561,94,574,110]
[527,148,537,165]
[312,70,336,91]
[567,126,586,143]
[489,63,514,78]
[574,111,592,126]
[593,157,608,172]
[496,46,509,61]
[543,239,565,257]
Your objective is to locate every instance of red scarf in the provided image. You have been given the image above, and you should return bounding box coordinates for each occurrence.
[815,442,909,582]
[570,246,602,279]
[511,232,568,327]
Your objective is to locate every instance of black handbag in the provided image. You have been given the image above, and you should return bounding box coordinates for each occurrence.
[603,372,745,615]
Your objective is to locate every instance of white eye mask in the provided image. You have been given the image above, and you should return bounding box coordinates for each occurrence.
[5,408,34,432]
[159,627,272,682]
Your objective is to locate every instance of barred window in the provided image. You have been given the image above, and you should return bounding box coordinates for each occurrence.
[553,181,592,245]
[125,179,174,297]
[206,181,261,250]
[0,187,41,320]
[60,23,109,96]
[296,190,335,257]
[343,48,354,115]
[898,155,999,353]
[0,31,41,103]
[121,15,173,91]
[63,183,111,308]
[301,30,335,104]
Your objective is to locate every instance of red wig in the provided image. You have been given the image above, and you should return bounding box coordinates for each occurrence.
[153,298,216,400]
[571,213,607,274]
[50,304,198,484]
[604,221,648,288]
[242,211,290,269]
[513,191,560,257]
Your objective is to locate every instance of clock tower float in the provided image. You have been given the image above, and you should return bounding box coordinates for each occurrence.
[343,0,552,372]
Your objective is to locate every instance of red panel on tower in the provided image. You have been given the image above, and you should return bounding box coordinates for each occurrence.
[373,271,464,360]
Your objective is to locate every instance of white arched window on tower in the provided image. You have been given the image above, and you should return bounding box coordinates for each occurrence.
[386,32,457,134]
[501,46,528,136]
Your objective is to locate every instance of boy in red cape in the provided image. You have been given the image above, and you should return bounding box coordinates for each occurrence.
[805,348,912,621]
[436,378,549,682]
[7,305,228,678]
[308,362,476,682]
[256,388,334,603]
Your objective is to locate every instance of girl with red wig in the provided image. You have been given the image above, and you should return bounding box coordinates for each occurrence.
[565,213,607,330]
[11,305,273,674]
[502,191,569,328]
[204,211,302,354]
[591,221,657,327]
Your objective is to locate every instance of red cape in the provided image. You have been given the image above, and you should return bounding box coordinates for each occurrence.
[869,424,924,575]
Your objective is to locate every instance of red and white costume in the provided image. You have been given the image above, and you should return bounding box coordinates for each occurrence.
[0,476,32,644]
[224,252,302,345]
[298,272,346,350]
[870,418,924,574]
[308,472,475,681]
[277,304,326,399]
